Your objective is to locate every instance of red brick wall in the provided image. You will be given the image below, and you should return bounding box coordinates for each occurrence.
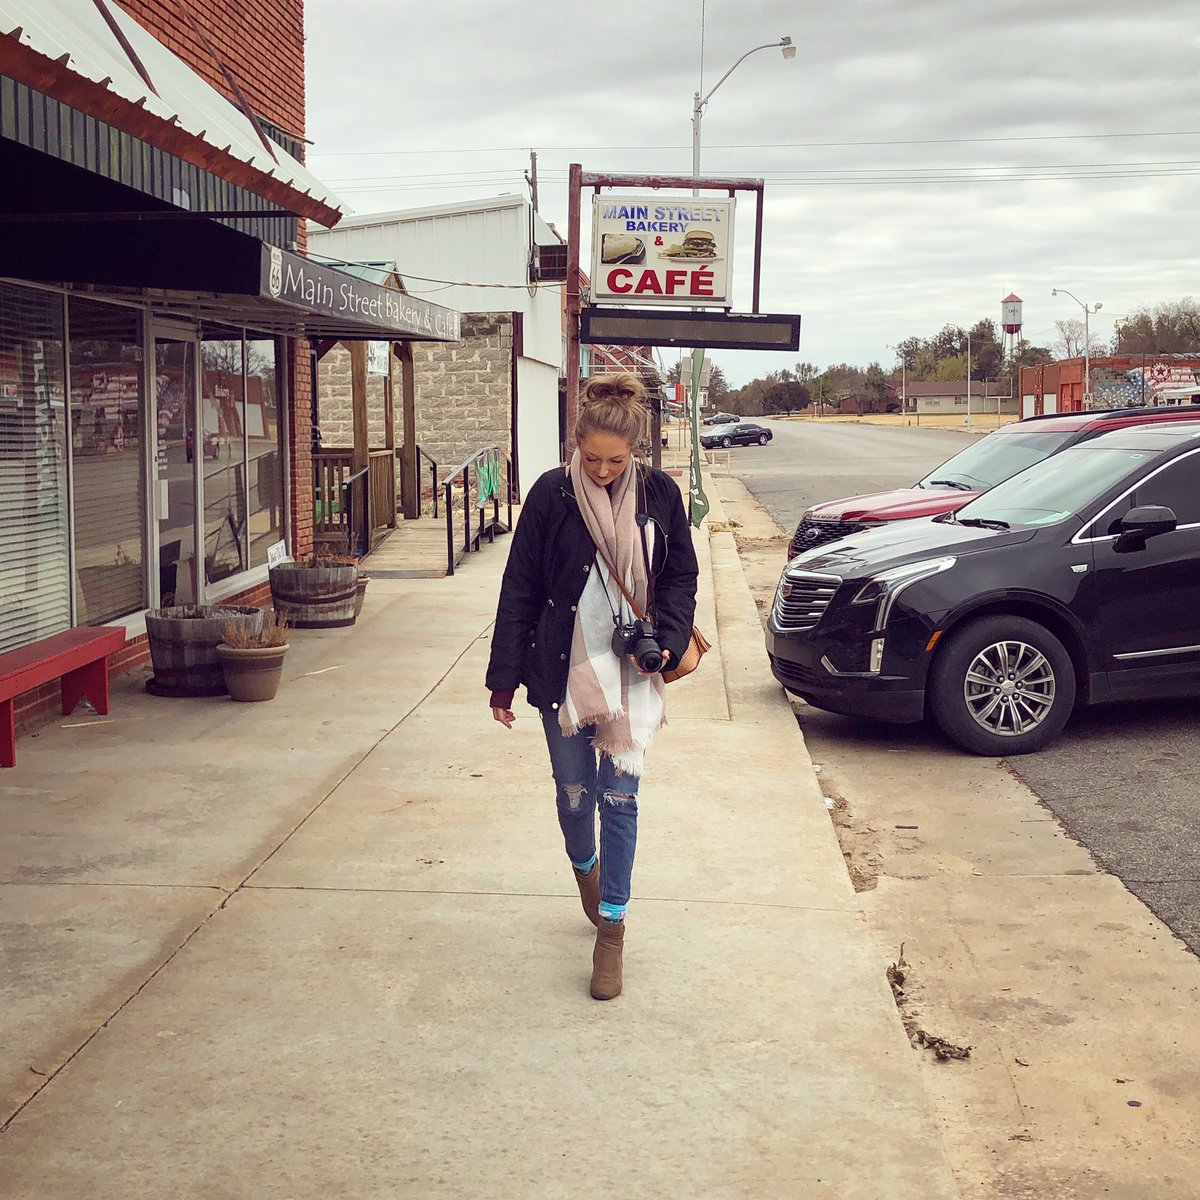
[288,341,315,558]
[113,0,305,134]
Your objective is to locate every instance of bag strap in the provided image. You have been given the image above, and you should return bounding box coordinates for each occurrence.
[594,544,647,622]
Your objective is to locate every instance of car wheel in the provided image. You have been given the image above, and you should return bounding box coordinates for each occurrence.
[758,433,769,445]
[721,436,732,448]
[928,615,1076,756]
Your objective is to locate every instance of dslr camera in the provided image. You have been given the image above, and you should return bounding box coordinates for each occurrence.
[612,618,665,674]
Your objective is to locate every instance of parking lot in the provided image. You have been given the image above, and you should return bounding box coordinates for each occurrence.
[731,416,1200,955]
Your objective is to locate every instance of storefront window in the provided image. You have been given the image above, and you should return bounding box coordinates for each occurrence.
[0,284,70,653]
[201,337,247,584]
[246,338,283,565]
[68,298,147,625]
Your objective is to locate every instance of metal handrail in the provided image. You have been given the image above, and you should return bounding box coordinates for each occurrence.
[342,464,370,559]
[415,445,439,518]
[441,446,514,576]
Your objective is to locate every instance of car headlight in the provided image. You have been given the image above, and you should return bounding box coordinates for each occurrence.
[850,556,956,629]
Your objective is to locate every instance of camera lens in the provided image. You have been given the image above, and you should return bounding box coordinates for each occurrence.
[633,636,664,674]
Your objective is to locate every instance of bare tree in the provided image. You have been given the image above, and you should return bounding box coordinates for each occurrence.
[1053,319,1104,360]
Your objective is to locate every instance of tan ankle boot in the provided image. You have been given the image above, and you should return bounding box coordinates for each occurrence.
[590,920,625,1000]
[574,863,600,927]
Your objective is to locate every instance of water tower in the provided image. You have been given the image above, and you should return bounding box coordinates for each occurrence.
[1001,294,1023,364]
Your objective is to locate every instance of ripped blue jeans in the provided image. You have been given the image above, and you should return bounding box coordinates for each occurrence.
[540,709,639,910]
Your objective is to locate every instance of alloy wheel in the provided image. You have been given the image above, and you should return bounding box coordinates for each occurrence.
[962,639,1056,737]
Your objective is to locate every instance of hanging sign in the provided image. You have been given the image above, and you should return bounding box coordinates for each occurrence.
[591,195,735,307]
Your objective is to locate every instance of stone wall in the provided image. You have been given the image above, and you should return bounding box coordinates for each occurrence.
[411,313,514,471]
[317,313,514,472]
[316,344,390,448]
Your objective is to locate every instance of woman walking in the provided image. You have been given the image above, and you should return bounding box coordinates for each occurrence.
[487,373,699,1000]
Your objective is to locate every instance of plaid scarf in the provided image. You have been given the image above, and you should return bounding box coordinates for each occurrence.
[560,452,665,777]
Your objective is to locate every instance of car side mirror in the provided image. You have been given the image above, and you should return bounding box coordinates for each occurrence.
[1114,504,1178,552]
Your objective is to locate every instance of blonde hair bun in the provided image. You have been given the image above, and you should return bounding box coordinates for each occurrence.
[576,372,650,446]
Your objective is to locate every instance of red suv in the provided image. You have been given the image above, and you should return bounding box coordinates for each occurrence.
[788,406,1200,558]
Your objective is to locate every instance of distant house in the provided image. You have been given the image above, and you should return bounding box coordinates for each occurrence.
[836,385,900,415]
[902,381,1016,416]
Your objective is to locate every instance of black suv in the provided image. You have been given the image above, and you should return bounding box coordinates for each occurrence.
[767,424,1200,754]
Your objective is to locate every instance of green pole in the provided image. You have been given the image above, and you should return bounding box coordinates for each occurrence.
[687,347,710,527]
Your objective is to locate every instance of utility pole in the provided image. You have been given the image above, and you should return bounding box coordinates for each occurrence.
[966,332,972,427]
[524,150,539,213]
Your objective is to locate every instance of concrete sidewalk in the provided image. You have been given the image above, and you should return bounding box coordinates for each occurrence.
[0,500,960,1198]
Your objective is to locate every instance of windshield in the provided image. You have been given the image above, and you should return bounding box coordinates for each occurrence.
[952,446,1156,527]
[919,430,1075,491]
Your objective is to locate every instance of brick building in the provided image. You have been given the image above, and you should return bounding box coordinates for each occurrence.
[1019,355,1200,416]
[0,2,459,728]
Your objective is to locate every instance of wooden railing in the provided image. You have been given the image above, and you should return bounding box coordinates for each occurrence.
[313,448,396,552]
[368,449,394,534]
[313,450,351,538]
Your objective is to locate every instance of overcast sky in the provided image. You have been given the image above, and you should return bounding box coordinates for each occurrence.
[305,0,1200,386]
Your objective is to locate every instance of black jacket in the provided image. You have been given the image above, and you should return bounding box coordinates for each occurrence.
[487,464,700,710]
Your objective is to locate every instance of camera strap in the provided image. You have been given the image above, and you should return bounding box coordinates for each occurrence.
[589,468,655,624]
[594,545,648,624]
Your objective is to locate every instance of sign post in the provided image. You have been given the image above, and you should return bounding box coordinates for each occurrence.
[687,347,710,526]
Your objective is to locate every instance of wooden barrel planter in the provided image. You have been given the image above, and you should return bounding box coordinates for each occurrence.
[145,606,263,697]
[269,562,358,629]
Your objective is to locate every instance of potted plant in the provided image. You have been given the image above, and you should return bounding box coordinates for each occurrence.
[216,610,290,703]
[269,550,359,628]
[145,605,263,697]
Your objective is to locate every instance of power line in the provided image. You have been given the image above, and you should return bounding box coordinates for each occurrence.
[332,166,1200,193]
[326,158,1200,185]
[309,129,1200,158]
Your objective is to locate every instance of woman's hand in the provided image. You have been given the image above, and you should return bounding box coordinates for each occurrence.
[492,706,516,729]
[629,647,671,678]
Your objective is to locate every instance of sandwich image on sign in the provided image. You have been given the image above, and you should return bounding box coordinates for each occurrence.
[659,228,718,260]
[601,234,646,264]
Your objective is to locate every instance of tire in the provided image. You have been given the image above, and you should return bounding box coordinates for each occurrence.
[721,436,732,448]
[758,433,769,445]
[928,615,1076,756]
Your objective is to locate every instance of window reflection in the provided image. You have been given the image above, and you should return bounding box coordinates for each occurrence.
[246,338,283,565]
[70,297,147,623]
[201,338,247,584]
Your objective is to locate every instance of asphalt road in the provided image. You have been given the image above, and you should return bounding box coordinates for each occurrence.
[732,416,1200,956]
[725,417,976,536]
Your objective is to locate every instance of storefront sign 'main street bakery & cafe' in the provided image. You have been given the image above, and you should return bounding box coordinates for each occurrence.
[590,196,735,307]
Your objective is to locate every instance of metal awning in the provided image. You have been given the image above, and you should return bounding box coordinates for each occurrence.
[0,0,343,226]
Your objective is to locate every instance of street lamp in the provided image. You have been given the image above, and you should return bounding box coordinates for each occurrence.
[1052,287,1103,408]
[692,36,794,185]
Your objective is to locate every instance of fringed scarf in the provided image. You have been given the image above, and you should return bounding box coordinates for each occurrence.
[559,451,666,777]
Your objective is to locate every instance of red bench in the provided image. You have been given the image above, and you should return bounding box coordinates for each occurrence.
[0,626,127,767]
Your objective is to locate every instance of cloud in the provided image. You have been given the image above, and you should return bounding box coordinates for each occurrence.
[305,0,1200,384]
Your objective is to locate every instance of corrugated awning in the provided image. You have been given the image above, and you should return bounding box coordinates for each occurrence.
[0,0,343,226]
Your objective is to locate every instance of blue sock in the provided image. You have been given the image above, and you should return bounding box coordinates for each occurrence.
[598,901,626,924]
[572,853,597,875]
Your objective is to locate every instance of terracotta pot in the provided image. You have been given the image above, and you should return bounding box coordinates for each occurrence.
[145,605,263,697]
[216,643,289,703]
